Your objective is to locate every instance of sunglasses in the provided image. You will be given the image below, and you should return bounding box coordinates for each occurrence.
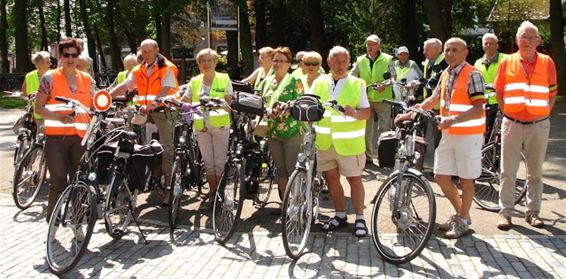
[62,53,79,58]
[304,62,320,66]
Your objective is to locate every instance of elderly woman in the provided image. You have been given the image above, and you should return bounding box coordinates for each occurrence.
[22,51,52,122]
[300,51,324,92]
[242,46,274,89]
[181,48,233,209]
[259,47,305,209]
[112,53,139,86]
[35,38,95,222]
[77,55,95,77]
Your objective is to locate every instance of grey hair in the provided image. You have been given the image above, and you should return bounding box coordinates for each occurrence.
[482,33,498,43]
[328,46,350,60]
[123,53,137,64]
[295,51,308,61]
[424,38,443,50]
[31,51,50,65]
[196,48,219,65]
[516,21,539,38]
[140,39,159,49]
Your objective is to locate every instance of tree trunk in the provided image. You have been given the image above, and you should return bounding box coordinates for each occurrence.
[401,0,421,62]
[94,23,106,71]
[15,0,32,72]
[238,0,253,76]
[79,0,97,73]
[0,0,8,73]
[550,0,566,96]
[106,0,121,70]
[56,0,62,41]
[38,2,48,51]
[160,3,171,58]
[254,0,267,49]
[154,3,162,50]
[226,30,239,79]
[64,0,72,37]
[422,0,451,42]
[308,0,325,59]
[270,0,285,46]
[115,2,137,53]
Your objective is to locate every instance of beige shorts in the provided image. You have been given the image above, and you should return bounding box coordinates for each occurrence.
[317,146,365,177]
[434,131,483,179]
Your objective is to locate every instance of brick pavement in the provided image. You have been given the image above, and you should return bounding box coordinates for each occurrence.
[1,194,565,278]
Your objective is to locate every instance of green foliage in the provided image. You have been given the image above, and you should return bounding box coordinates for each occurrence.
[0,96,26,108]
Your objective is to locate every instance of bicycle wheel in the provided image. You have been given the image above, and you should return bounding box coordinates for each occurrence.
[371,171,436,264]
[256,154,274,205]
[12,145,47,210]
[13,135,30,164]
[212,161,243,244]
[473,143,528,212]
[169,157,186,232]
[282,169,313,259]
[104,173,136,239]
[46,181,97,275]
[190,144,208,196]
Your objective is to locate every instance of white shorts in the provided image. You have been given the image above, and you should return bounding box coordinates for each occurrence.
[434,131,483,179]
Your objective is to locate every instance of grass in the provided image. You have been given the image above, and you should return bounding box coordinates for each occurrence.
[0,96,27,109]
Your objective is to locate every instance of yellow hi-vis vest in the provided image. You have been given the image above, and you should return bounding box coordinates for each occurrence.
[116,70,128,84]
[190,72,231,131]
[24,70,43,120]
[474,53,506,105]
[312,75,366,156]
[356,53,393,102]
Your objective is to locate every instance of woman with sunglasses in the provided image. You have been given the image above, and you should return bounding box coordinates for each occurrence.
[300,51,324,92]
[35,37,95,222]
[259,47,305,212]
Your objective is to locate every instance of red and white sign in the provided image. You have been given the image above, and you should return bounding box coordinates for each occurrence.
[93,90,111,112]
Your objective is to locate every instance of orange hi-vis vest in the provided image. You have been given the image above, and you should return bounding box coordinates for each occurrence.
[439,63,485,135]
[132,55,179,106]
[44,68,92,138]
[501,52,551,116]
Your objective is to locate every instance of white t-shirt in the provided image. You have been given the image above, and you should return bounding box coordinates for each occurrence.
[312,75,369,109]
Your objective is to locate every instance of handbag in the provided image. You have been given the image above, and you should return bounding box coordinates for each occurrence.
[289,94,325,122]
[232,91,265,116]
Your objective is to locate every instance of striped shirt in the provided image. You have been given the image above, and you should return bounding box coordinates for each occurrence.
[432,61,485,106]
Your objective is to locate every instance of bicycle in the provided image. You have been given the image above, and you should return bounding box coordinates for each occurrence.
[280,95,334,259]
[371,99,436,264]
[211,92,275,245]
[45,92,153,275]
[5,91,48,210]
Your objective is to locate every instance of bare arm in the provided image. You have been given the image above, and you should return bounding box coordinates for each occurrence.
[241,68,260,84]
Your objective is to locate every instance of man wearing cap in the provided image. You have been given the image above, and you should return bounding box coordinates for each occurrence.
[474,33,506,143]
[393,46,423,102]
[350,34,396,164]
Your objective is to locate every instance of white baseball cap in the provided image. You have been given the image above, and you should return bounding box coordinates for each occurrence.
[365,34,381,44]
[396,46,409,55]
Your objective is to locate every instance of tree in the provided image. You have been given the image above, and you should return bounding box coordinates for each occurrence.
[238,0,253,76]
[15,0,32,72]
[308,0,326,59]
[550,0,566,95]
[422,0,452,41]
[106,0,121,70]
[0,0,8,73]
[64,0,72,37]
[254,0,267,49]
[78,0,97,73]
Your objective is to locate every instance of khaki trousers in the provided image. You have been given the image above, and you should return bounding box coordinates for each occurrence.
[365,102,391,158]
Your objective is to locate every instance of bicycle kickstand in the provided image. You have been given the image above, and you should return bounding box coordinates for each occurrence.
[128,201,149,244]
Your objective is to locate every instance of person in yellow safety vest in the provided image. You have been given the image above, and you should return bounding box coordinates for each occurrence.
[473,33,507,143]
[180,48,233,209]
[300,51,323,92]
[350,34,397,164]
[393,46,423,102]
[242,46,274,90]
[494,21,557,231]
[22,51,52,122]
[112,53,139,86]
[311,46,371,237]
[291,51,326,78]
[110,38,179,206]
[35,37,95,222]
[397,37,486,239]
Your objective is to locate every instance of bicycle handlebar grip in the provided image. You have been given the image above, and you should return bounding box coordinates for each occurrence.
[55,96,71,104]
[164,98,182,108]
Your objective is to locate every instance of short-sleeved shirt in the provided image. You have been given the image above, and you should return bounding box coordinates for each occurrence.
[431,62,486,109]
[123,61,177,90]
[316,76,370,109]
[260,75,305,138]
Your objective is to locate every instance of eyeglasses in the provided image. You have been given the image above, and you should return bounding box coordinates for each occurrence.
[272,59,288,64]
[62,53,79,58]
[519,35,538,41]
[304,62,320,66]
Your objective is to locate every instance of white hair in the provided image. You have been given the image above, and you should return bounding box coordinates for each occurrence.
[31,51,50,65]
[295,51,308,61]
[123,53,137,64]
[516,21,539,38]
[140,39,159,49]
[424,38,442,50]
[482,33,498,43]
[328,46,349,60]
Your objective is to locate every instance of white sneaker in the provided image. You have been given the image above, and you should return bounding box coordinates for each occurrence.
[445,216,469,239]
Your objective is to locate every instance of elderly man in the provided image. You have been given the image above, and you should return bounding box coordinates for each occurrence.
[495,21,557,230]
[393,46,423,101]
[397,37,486,238]
[110,39,179,206]
[474,33,507,142]
[311,46,371,237]
[350,35,396,164]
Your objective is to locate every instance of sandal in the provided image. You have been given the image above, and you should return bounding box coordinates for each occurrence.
[354,219,368,237]
[322,215,348,231]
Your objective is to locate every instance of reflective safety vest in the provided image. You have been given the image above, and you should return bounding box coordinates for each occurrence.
[131,55,179,106]
[291,67,304,78]
[439,64,485,135]
[501,52,551,116]
[356,53,393,102]
[44,69,92,138]
[312,75,366,156]
[24,70,43,120]
[394,60,416,80]
[190,72,231,131]
[116,70,128,85]
[474,53,506,105]
[254,67,273,90]
[423,53,445,99]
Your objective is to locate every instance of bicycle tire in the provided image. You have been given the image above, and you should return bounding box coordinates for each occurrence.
[13,136,30,165]
[46,181,97,275]
[212,161,244,245]
[473,143,528,212]
[169,158,186,232]
[190,144,208,196]
[256,154,274,206]
[12,145,47,210]
[371,170,436,264]
[104,173,135,239]
[282,169,313,259]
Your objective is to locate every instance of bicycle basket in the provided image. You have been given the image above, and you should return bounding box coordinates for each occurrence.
[232,91,264,116]
[289,95,325,122]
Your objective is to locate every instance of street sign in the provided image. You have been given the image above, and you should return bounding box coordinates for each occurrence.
[209,0,239,31]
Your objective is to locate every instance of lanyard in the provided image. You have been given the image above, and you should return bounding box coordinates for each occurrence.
[265,73,291,108]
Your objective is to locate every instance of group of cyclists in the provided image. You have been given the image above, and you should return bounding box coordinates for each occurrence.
[15,19,556,270]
